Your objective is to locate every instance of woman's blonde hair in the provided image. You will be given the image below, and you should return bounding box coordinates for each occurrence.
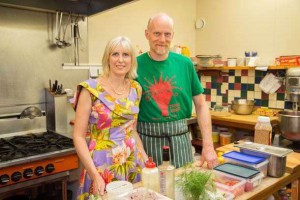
[101,36,137,79]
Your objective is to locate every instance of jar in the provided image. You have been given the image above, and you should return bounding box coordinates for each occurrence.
[220,132,232,145]
[227,58,237,67]
[254,116,272,145]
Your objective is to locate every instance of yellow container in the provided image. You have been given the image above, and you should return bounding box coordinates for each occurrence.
[212,131,219,143]
[181,46,190,57]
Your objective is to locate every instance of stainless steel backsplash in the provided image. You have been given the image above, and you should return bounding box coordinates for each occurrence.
[0,6,89,115]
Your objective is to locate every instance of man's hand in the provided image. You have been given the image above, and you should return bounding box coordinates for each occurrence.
[197,142,218,169]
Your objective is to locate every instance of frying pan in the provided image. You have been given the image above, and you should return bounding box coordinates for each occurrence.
[19,106,43,119]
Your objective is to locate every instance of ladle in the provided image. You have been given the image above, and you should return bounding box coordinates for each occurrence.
[56,11,65,48]
[61,12,72,47]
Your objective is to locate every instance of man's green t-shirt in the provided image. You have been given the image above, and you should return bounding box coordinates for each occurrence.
[136,52,204,122]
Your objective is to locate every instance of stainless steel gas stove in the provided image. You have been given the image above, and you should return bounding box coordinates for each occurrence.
[0,110,78,199]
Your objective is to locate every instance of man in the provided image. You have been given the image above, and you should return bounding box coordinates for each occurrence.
[136,12,218,168]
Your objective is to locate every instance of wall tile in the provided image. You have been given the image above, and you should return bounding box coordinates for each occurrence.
[202,69,288,109]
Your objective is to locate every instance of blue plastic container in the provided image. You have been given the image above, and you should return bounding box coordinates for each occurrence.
[222,151,266,165]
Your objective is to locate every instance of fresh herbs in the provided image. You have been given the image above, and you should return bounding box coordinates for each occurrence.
[176,163,216,200]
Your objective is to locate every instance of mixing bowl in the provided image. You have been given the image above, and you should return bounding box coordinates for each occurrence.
[277,110,300,141]
[231,100,255,115]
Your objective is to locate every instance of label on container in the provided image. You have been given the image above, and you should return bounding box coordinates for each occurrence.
[160,171,166,195]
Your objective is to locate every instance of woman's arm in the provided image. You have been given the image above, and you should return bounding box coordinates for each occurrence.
[133,121,148,162]
[73,88,105,195]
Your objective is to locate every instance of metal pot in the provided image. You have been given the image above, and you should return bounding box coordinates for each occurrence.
[231,100,255,115]
[277,110,300,141]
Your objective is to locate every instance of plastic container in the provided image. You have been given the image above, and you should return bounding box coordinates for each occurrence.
[213,170,246,196]
[214,163,260,179]
[254,116,272,145]
[244,172,264,192]
[106,181,133,199]
[222,151,266,164]
[223,156,269,177]
[227,58,237,67]
[142,157,159,192]
[220,132,232,145]
[212,131,219,143]
[217,189,235,200]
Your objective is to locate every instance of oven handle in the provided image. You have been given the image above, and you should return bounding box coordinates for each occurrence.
[0,171,70,194]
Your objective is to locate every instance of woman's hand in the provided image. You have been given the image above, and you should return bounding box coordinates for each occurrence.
[90,173,106,196]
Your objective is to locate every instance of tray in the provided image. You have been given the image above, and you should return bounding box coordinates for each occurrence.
[214,163,260,179]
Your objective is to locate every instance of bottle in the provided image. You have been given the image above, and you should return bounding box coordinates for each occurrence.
[141,157,159,192]
[254,116,272,145]
[158,146,175,199]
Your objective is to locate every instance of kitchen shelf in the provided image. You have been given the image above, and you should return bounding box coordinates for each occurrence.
[196,65,300,71]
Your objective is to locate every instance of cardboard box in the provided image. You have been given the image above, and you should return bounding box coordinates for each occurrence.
[279,55,300,66]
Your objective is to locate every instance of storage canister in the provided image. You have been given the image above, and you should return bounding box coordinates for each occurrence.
[227,58,237,67]
[220,132,232,145]
[254,116,272,145]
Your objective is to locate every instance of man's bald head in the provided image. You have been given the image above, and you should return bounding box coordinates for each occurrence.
[147,12,174,30]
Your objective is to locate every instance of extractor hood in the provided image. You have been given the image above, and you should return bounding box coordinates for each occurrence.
[0,0,135,16]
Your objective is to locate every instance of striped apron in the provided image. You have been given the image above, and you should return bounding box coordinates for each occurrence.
[137,119,193,168]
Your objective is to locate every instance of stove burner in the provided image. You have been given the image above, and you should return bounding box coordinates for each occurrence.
[42,132,60,140]
[0,149,27,162]
[9,135,36,145]
[56,138,73,149]
[0,131,74,163]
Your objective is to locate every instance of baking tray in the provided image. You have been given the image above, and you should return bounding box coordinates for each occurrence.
[214,163,260,179]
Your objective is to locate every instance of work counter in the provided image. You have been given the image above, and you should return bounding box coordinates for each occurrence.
[187,111,279,130]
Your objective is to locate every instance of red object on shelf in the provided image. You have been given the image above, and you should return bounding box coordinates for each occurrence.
[279,55,300,66]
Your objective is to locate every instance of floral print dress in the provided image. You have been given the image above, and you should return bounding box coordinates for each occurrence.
[75,79,145,200]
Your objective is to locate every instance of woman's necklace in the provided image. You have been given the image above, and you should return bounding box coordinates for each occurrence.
[108,78,127,95]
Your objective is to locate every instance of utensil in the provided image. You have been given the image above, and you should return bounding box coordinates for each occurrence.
[73,22,80,65]
[19,106,43,119]
[231,100,255,115]
[61,12,71,47]
[56,11,65,48]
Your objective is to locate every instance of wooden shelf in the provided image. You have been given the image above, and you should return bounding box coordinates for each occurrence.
[191,139,222,149]
[196,65,300,71]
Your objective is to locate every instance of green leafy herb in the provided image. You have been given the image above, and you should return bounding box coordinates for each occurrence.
[176,163,216,200]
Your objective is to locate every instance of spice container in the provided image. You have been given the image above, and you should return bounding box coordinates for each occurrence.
[220,132,232,145]
[254,116,272,145]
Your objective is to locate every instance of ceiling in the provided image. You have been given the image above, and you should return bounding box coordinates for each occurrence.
[0,0,135,16]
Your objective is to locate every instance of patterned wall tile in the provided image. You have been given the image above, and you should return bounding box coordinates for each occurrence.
[202,69,288,110]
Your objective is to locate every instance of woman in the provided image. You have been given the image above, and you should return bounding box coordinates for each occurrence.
[73,36,148,200]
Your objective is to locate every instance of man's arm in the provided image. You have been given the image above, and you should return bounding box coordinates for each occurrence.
[192,94,218,169]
